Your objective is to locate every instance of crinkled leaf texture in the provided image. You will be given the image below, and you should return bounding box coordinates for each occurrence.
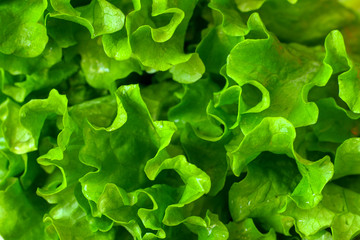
[1,1,360,240]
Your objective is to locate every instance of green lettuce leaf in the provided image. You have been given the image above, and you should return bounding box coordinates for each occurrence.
[0,0,48,57]
[78,85,176,202]
[312,98,360,144]
[286,183,360,239]
[0,89,69,154]
[180,125,228,196]
[1,1,360,239]
[333,138,360,180]
[77,36,142,90]
[235,0,297,12]
[227,117,333,208]
[0,151,25,188]
[196,0,246,74]
[49,0,125,38]
[43,184,115,240]
[323,30,360,114]
[0,179,49,239]
[227,218,276,240]
[257,0,356,44]
[226,13,332,133]
[103,0,205,83]
[168,77,223,141]
[0,40,78,102]
[229,152,298,235]
[209,0,247,36]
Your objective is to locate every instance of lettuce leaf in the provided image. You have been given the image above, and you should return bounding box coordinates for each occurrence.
[0,0,48,57]
[1,1,360,240]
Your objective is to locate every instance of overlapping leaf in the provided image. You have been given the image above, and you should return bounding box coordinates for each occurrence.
[1,1,360,240]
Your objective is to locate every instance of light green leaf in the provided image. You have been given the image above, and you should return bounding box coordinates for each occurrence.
[227,218,277,240]
[333,138,360,179]
[78,37,142,89]
[227,13,333,134]
[169,53,205,84]
[227,117,333,208]
[49,0,125,38]
[0,0,48,57]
